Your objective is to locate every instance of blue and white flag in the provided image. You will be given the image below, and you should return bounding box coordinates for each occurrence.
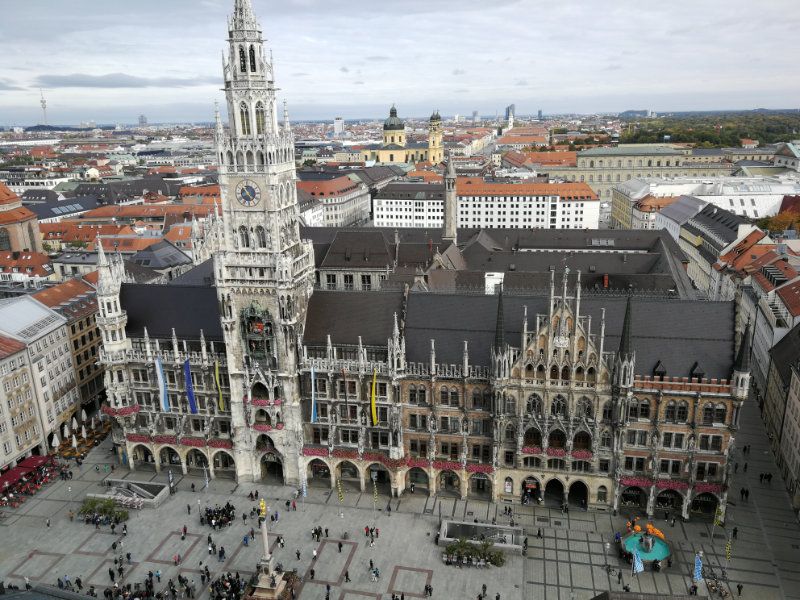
[301,478,307,498]
[155,356,169,412]
[310,366,317,423]
[693,553,703,581]
[184,359,198,414]
[168,468,174,490]
[632,549,644,575]
[203,465,209,490]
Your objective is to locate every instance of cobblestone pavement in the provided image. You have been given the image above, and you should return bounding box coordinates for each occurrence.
[1,399,798,600]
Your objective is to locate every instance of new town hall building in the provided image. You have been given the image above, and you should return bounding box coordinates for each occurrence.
[97,0,750,522]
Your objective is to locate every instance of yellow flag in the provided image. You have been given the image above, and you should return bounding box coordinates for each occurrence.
[214,360,225,411]
[259,499,267,517]
[370,369,378,426]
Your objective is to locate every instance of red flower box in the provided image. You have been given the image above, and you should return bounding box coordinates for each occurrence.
[619,476,652,488]
[656,480,690,490]
[102,404,141,417]
[253,424,273,432]
[406,458,429,468]
[302,446,328,457]
[466,463,494,474]
[432,460,462,471]
[153,435,177,445]
[274,399,283,406]
[522,446,542,455]
[694,482,724,494]
[208,439,233,449]
[546,447,566,457]
[180,437,206,447]
[571,450,593,460]
[251,398,270,407]
[332,448,358,459]
[126,433,150,443]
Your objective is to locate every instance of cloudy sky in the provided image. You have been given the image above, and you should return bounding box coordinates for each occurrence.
[1,0,798,125]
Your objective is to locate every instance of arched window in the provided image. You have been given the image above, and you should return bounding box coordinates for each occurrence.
[249,45,256,72]
[255,226,267,249]
[240,102,251,136]
[576,397,592,418]
[702,404,714,424]
[714,404,727,424]
[526,394,543,416]
[255,102,266,135]
[600,431,612,448]
[449,387,459,406]
[638,399,650,419]
[676,402,689,422]
[602,402,612,422]
[0,228,9,251]
[504,424,515,442]
[472,389,481,409]
[440,386,448,405]
[238,226,250,248]
[418,387,426,404]
[239,46,247,73]
[551,395,567,417]
[665,401,676,422]
[482,389,491,410]
[597,486,608,502]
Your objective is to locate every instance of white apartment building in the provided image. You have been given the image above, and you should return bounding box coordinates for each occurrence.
[0,335,42,469]
[374,179,600,229]
[297,176,371,227]
[0,167,73,195]
[612,176,800,228]
[0,296,79,447]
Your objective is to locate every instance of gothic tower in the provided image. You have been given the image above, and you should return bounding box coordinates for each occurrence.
[214,0,315,484]
[442,158,457,243]
[428,110,443,163]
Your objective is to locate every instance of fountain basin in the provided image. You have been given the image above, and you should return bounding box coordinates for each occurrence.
[622,532,671,562]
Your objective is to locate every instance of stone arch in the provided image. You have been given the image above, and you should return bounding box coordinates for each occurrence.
[130,444,155,470]
[551,395,567,418]
[536,364,545,381]
[468,473,491,499]
[690,492,719,518]
[597,485,608,503]
[438,470,460,497]
[226,150,233,166]
[526,393,543,416]
[521,476,541,503]
[254,409,272,427]
[260,449,283,483]
[548,429,566,448]
[211,449,236,479]
[257,150,265,166]
[567,480,588,508]
[573,431,592,450]
[656,489,684,513]
[620,486,648,509]
[405,467,429,494]
[236,150,245,166]
[307,458,331,487]
[523,427,542,447]
[336,460,362,491]
[158,445,182,469]
[185,448,209,475]
[252,382,271,400]
[543,478,565,507]
[366,463,392,495]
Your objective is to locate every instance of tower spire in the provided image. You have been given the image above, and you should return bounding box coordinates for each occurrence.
[442,153,457,243]
[283,99,290,131]
[494,284,505,352]
[618,292,633,360]
[734,321,751,372]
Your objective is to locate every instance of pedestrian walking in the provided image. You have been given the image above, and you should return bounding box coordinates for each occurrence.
[732,527,738,539]
[325,527,329,537]
[296,549,301,560]
[46,518,51,528]
[737,583,743,596]
[759,473,764,483]
[365,526,369,537]
[618,571,623,585]
[126,552,131,564]
[744,462,748,472]
[313,549,318,560]
[376,528,380,538]
[156,570,162,583]
[191,483,196,492]
[745,488,750,500]
[344,570,350,583]
[369,559,374,570]
[734,462,739,474]
[187,504,192,515]
[108,569,115,583]
[338,541,343,553]
[482,584,487,596]
[309,569,315,580]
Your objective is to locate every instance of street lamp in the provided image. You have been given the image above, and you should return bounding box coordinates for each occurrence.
[604,541,610,569]
[371,470,378,525]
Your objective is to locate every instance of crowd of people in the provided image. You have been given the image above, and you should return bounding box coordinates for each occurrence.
[201,502,236,529]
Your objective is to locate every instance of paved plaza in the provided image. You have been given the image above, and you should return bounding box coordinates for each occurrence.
[2,398,799,600]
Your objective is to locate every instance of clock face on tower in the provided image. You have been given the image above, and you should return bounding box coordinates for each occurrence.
[235,179,262,207]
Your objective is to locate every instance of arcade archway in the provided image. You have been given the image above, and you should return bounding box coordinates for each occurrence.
[568,480,588,509]
[307,459,330,487]
[438,470,460,497]
[131,445,155,471]
[405,467,429,494]
[260,452,284,484]
[544,479,564,507]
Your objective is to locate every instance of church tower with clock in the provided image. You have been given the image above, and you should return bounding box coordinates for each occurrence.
[214,0,315,484]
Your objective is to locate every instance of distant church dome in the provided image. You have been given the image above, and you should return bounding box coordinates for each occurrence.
[430,110,441,122]
[383,105,404,131]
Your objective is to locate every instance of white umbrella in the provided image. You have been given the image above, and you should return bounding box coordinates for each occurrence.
[90,416,96,430]
[51,433,61,448]
[63,423,71,438]
[81,409,88,422]
[81,425,87,439]
[71,435,78,449]
[71,416,79,430]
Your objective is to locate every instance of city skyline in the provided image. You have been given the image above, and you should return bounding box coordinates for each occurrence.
[1,0,798,125]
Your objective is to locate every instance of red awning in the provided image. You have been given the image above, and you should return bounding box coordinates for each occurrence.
[0,466,29,489]
[17,455,51,470]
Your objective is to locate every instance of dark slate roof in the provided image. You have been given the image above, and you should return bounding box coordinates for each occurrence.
[23,195,101,220]
[685,204,748,247]
[169,259,215,286]
[319,231,393,269]
[769,321,800,386]
[657,195,707,226]
[403,291,735,378]
[120,283,223,341]
[304,290,404,346]
[72,177,180,203]
[131,240,192,269]
[376,182,444,201]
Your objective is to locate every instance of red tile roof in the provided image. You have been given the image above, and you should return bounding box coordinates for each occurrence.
[777,279,800,317]
[456,177,598,200]
[0,251,53,277]
[0,183,19,206]
[0,334,26,359]
[779,195,800,214]
[0,206,37,225]
[296,176,362,197]
[33,278,96,313]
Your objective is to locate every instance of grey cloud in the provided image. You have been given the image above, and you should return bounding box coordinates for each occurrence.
[366,56,389,61]
[353,81,365,85]
[453,88,469,93]
[34,72,217,88]
[339,66,349,73]
[452,69,465,76]
[291,72,310,77]
[515,80,528,86]
[0,79,24,91]
[604,64,622,71]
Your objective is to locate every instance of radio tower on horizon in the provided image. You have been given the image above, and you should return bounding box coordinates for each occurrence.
[40,89,48,125]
